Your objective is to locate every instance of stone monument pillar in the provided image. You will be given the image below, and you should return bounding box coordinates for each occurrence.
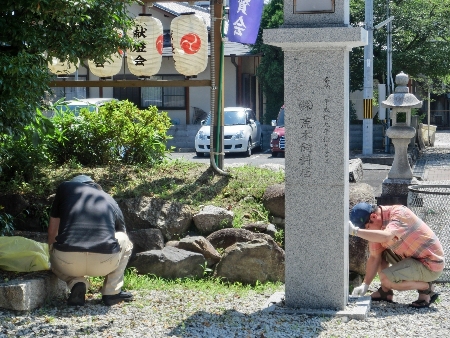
[378,72,422,205]
[264,1,367,309]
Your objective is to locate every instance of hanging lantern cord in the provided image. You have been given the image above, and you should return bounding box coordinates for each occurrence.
[209,3,230,176]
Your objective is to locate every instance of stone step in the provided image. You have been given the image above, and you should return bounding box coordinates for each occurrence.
[0,271,66,311]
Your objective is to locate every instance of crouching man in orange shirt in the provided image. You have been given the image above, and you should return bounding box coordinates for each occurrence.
[349,202,444,308]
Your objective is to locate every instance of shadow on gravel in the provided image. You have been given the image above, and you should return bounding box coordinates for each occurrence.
[167,309,327,337]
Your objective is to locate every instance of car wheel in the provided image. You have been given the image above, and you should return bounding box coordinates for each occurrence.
[196,151,204,157]
[245,139,252,157]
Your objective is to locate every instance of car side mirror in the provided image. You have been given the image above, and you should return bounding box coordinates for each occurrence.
[248,119,255,124]
[271,120,277,126]
[201,120,205,125]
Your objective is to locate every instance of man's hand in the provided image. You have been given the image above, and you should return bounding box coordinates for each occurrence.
[352,283,369,296]
[348,221,359,236]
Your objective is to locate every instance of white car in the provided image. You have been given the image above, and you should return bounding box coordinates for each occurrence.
[195,107,263,157]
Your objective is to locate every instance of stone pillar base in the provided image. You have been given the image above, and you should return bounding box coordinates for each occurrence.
[377,177,418,206]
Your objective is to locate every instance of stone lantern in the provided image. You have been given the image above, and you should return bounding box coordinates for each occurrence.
[378,72,423,205]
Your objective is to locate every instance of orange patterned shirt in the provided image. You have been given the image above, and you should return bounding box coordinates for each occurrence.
[368,205,445,272]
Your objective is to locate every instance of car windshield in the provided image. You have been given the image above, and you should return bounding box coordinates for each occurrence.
[56,103,97,115]
[203,110,247,126]
[277,108,285,127]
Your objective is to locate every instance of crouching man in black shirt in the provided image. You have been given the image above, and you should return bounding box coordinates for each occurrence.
[48,175,133,306]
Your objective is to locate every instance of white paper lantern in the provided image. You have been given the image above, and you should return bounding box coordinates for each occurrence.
[171,13,208,76]
[127,14,163,77]
[48,57,79,76]
[88,52,123,78]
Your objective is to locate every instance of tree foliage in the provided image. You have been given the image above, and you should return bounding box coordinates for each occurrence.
[252,0,284,123]
[350,0,450,92]
[0,0,138,135]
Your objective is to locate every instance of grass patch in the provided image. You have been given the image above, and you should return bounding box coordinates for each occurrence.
[88,268,283,296]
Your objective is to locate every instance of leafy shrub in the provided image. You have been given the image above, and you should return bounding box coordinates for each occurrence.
[51,100,173,166]
[0,207,14,236]
[0,109,58,182]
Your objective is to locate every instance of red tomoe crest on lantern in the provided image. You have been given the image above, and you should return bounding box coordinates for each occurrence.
[156,35,163,55]
[127,14,163,77]
[171,13,208,76]
[180,33,201,54]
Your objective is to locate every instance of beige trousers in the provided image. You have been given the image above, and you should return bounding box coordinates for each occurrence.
[50,232,133,296]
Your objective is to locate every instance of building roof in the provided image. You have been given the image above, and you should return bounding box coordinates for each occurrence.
[153,2,210,28]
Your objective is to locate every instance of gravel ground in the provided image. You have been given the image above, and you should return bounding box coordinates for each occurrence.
[1,131,449,338]
[0,282,449,338]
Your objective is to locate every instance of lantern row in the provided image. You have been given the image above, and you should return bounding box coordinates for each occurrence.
[48,13,208,78]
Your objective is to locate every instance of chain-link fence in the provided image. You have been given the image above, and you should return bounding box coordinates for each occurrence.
[408,185,450,282]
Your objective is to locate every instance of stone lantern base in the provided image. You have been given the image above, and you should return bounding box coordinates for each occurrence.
[377,177,419,206]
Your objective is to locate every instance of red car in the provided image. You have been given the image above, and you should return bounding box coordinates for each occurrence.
[270,105,285,157]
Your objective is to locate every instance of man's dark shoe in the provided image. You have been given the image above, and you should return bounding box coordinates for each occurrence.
[67,282,86,306]
[102,291,133,306]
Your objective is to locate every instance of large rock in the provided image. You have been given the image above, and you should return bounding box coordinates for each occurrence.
[214,238,285,284]
[269,216,285,229]
[349,237,369,276]
[348,182,375,277]
[128,229,164,255]
[242,222,277,238]
[129,246,205,278]
[349,183,376,209]
[262,184,285,218]
[166,236,221,267]
[206,228,256,250]
[118,197,192,241]
[192,205,233,235]
[0,194,28,217]
[349,158,364,182]
[0,194,48,232]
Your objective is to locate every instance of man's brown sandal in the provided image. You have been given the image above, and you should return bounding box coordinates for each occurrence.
[371,286,394,303]
[410,282,440,309]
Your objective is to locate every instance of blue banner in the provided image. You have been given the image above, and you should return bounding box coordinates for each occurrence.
[227,0,264,44]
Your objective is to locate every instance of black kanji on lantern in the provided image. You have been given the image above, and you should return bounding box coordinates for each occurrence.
[133,25,147,39]
[134,55,147,66]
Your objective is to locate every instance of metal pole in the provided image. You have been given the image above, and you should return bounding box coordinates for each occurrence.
[385,0,392,153]
[211,0,224,169]
[362,0,374,155]
[428,87,431,145]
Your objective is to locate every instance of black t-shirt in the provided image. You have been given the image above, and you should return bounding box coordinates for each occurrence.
[50,181,126,254]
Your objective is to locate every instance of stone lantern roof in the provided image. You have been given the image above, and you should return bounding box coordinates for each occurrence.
[381,72,422,109]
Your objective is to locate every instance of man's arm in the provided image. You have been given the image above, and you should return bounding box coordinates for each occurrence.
[352,251,383,296]
[48,217,60,246]
[357,229,395,243]
[363,252,382,286]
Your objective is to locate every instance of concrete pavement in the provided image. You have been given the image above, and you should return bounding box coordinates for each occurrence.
[355,130,450,198]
